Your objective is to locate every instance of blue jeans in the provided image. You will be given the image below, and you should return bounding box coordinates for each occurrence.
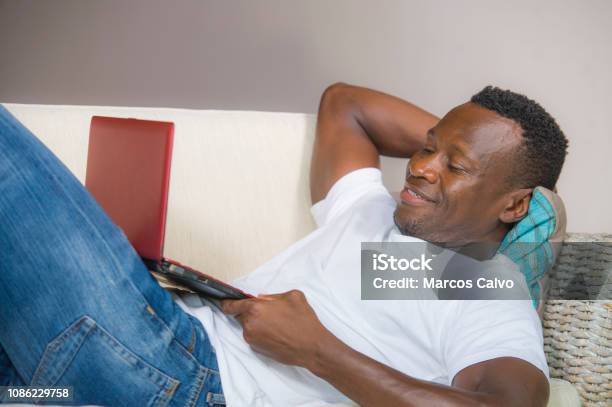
[0,106,225,406]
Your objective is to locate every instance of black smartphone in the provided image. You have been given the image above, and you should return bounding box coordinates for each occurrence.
[146,259,253,300]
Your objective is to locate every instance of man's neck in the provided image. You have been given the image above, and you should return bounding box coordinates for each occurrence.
[435,223,511,261]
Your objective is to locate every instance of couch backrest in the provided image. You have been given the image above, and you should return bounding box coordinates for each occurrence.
[3,103,410,281]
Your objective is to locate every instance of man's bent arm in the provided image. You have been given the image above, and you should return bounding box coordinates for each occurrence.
[222,292,549,407]
[309,326,549,407]
[310,83,439,203]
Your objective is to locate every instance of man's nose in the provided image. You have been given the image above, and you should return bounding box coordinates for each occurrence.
[409,156,439,184]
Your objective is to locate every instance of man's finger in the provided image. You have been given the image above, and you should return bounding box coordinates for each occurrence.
[257,289,300,300]
[256,294,280,300]
[221,298,255,316]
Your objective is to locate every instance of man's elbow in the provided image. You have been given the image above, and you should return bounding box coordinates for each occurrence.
[319,82,356,114]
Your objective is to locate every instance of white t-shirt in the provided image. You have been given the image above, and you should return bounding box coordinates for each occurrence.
[176,168,549,407]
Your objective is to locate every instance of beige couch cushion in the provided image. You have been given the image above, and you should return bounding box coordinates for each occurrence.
[4,103,321,282]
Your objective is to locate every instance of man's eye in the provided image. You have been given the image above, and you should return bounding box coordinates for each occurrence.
[422,147,435,154]
[449,164,466,173]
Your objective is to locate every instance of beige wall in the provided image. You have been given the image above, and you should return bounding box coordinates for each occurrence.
[0,0,610,232]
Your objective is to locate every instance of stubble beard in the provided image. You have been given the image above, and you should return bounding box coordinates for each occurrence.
[393,207,428,239]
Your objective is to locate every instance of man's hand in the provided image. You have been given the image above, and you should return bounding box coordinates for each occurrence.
[221,290,332,367]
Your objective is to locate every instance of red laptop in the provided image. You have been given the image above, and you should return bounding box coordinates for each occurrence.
[85,116,251,300]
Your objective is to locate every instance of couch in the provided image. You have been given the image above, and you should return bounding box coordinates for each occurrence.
[4,103,609,406]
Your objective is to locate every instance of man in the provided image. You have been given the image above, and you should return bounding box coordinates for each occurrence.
[0,83,567,406]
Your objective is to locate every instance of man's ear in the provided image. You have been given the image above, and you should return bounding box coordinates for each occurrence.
[499,188,533,224]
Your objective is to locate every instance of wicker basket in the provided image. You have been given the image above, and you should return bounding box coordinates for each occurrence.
[543,233,612,406]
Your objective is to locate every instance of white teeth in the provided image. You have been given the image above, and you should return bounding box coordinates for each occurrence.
[408,189,423,199]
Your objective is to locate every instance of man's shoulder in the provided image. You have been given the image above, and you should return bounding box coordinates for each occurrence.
[318,192,398,242]
[311,167,396,229]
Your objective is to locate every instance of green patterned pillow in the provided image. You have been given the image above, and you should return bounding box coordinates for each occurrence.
[497,187,567,313]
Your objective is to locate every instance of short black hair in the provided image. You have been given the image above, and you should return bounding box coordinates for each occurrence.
[470,86,568,190]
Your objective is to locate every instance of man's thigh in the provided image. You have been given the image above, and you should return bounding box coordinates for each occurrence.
[0,106,222,405]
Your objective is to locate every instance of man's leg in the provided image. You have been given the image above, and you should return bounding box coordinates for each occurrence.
[0,345,25,387]
[0,106,224,406]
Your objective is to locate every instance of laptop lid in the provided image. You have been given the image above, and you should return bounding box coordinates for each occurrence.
[85,116,174,261]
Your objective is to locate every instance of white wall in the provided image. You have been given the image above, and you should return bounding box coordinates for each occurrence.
[0,0,610,232]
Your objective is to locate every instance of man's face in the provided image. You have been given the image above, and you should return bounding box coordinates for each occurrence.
[393,102,523,244]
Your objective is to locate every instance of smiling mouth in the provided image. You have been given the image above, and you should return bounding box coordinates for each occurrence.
[399,185,436,205]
